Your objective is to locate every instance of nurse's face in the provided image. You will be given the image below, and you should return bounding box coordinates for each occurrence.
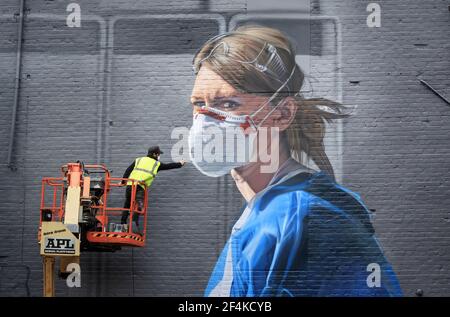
[190,66,296,133]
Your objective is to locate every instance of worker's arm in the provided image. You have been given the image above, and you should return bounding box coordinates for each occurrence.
[121,162,135,184]
[158,161,184,171]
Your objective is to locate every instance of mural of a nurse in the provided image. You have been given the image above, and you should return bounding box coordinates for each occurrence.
[189,25,402,297]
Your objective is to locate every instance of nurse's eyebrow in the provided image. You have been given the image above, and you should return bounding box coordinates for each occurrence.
[190,94,241,103]
[213,95,240,101]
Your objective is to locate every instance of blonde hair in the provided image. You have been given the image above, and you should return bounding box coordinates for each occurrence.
[193,25,350,180]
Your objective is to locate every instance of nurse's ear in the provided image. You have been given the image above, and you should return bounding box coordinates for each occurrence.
[264,97,298,131]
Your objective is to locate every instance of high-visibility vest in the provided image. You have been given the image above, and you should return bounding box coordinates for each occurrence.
[127,156,161,188]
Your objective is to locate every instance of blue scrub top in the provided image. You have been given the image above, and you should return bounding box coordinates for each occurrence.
[205,169,403,297]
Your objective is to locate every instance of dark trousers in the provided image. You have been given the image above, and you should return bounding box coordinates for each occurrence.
[121,185,145,225]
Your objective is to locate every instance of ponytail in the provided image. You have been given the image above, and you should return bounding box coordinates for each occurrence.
[286,97,352,180]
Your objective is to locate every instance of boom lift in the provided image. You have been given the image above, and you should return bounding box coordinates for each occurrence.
[38,162,148,296]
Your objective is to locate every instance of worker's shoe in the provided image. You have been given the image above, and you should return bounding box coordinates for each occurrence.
[122,224,129,233]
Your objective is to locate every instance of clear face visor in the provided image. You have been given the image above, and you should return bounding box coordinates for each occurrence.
[193,33,291,84]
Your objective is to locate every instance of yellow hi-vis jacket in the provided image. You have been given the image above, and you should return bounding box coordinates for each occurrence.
[127,156,161,188]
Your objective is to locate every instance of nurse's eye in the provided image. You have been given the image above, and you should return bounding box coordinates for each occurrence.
[192,101,206,108]
[220,100,240,110]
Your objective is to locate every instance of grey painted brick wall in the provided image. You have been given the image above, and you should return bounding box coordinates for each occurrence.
[0,0,449,297]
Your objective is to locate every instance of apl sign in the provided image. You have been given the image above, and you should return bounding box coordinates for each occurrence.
[44,237,76,254]
[40,222,80,256]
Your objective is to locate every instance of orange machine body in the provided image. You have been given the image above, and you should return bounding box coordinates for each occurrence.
[38,163,148,250]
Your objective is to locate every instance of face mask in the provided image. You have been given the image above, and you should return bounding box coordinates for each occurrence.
[188,113,257,177]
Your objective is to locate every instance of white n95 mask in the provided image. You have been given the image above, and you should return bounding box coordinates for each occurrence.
[188,111,257,177]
